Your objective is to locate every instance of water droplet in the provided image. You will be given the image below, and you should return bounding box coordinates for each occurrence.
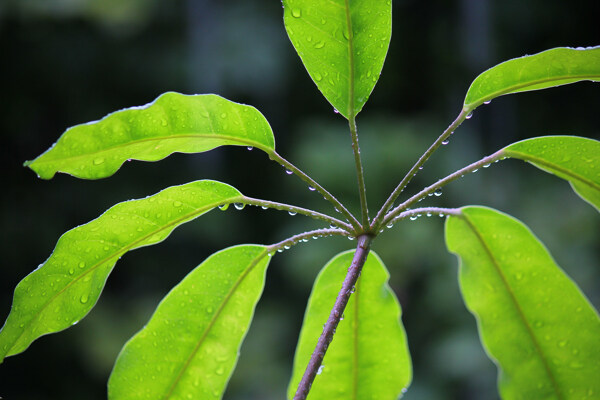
[515,272,523,280]
[261,206,268,210]
[472,168,479,173]
[333,107,339,114]
[308,186,316,191]
[426,212,432,217]
[314,41,325,49]
[285,169,293,175]
[418,166,423,170]
[218,204,229,211]
[215,366,224,375]
[466,112,473,119]
[78,261,86,269]
[234,203,245,210]
[350,286,355,293]
[484,100,491,105]
[173,201,182,207]
[558,340,567,347]
[206,306,214,313]
[93,157,105,165]
[410,215,418,221]
[438,213,445,217]
[434,189,443,197]
[314,72,322,82]
[317,365,324,375]
[247,146,253,151]
[69,268,74,275]
[220,112,227,118]
[483,163,491,168]
[80,294,89,304]
[291,8,301,18]
[386,223,394,228]
[441,140,449,145]
[288,210,297,216]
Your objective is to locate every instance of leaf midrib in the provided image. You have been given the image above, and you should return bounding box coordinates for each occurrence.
[461,212,563,399]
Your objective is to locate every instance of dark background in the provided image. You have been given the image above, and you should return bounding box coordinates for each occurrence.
[1,1,599,399]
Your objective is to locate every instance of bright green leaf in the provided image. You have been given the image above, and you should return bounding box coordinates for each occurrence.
[445,206,600,399]
[25,92,275,179]
[108,245,271,400]
[503,136,600,211]
[288,250,411,400]
[0,180,244,361]
[464,46,600,112]
[282,0,391,119]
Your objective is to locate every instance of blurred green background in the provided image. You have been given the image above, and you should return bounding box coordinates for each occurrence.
[1,1,598,399]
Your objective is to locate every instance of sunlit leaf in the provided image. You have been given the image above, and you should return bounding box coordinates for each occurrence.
[25,92,275,179]
[108,245,271,400]
[282,0,391,119]
[288,250,411,400]
[464,46,600,112]
[445,206,600,399]
[503,136,600,211]
[0,180,244,361]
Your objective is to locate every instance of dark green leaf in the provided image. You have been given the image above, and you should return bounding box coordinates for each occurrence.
[288,250,411,399]
[25,92,275,179]
[108,245,272,400]
[503,136,600,211]
[464,46,600,112]
[0,180,243,361]
[445,206,600,399]
[282,0,391,119]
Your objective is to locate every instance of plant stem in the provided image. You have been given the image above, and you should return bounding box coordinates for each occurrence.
[241,196,353,232]
[349,117,370,228]
[380,150,505,228]
[269,151,362,232]
[266,228,349,254]
[371,110,469,230]
[293,234,373,400]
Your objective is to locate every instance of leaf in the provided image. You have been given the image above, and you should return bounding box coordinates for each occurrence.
[445,206,600,399]
[463,46,600,112]
[108,245,271,400]
[282,0,391,119]
[503,136,600,212]
[25,92,275,179]
[287,250,411,400]
[0,180,244,361]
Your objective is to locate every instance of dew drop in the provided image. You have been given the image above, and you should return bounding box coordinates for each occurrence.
[261,206,268,210]
[234,203,245,210]
[483,163,491,168]
[386,223,394,228]
[173,201,182,207]
[409,215,418,221]
[220,112,227,119]
[317,365,324,375]
[466,112,473,119]
[308,186,316,191]
[215,367,224,375]
[314,72,322,82]
[288,210,297,216]
[418,166,423,170]
[291,8,301,18]
[426,212,432,217]
[314,41,325,49]
[69,268,74,275]
[93,157,105,165]
[247,146,253,151]
[78,261,86,269]
[333,107,340,114]
[206,306,214,313]
[484,100,492,105]
[80,294,89,304]
[472,168,479,173]
[434,189,443,197]
[441,140,449,145]
[218,204,229,211]
[285,169,293,175]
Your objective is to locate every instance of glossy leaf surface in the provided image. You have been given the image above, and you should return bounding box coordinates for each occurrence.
[282,0,391,119]
[503,136,600,211]
[445,206,600,399]
[288,250,411,399]
[464,46,600,112]
[108,245,271,400]
[0,180,243,361]
[25,92,275,179]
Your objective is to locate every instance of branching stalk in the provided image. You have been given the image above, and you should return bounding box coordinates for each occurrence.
[268,151,362,232]
[242,196,353,232]
[266,228,349,254]
[349,117,370,228]
[372,110,469,230]
[293,234,373,400]
[380,150,505,228]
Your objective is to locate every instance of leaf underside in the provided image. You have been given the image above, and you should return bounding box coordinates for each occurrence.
[25,92,275,179]
[288,250,411,400]
[445,206,600,399]
[464,46,600,111]
[282,0,391,119]
[0,180,243,361]
[108,245,271,400]
[503,135,600,212]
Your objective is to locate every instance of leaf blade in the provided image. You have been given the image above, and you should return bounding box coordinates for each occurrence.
[0,180,243,361]
[287,250,411,400]
[464,46,600,112]
[26,92,275,179]
[108,245,271,400]
[445,206,600,399]
[282,0,391,119]
[503,135,600,211]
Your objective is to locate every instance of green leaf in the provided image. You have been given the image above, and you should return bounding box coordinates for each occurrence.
[0,180,244,361]
[445,206,600,399]
[108,245,271,400]
[464,46,600,112]
[288,250,411,400]
[25,92,275,179]
[282,0,391,119]
[503,136,600,212]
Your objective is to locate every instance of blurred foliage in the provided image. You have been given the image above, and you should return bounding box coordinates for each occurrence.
[0,0,598,399]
